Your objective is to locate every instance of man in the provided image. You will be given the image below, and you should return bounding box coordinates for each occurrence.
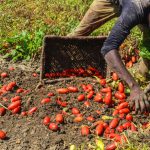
[69,0,150,113]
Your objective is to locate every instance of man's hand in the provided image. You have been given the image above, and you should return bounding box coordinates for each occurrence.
[129,87,150,113]
[104,50,150,114]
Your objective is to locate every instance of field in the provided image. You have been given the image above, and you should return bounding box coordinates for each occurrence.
[0,1,150,150]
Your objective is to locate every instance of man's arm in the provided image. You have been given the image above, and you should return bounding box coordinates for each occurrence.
[101,3,150,113]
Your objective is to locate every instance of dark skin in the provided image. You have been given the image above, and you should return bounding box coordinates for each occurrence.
[105,50,150,113]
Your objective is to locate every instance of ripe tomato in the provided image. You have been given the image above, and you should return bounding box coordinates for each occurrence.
[74,116,83,123]
[8,100,21,110]
[49,123,59,131]
[101,87,111,93]
[100,79,106,86]
[81,126,90,136]
[87,116,95,122]
[43,116,51,125]
[77,94,85,102]
[117,102,129,110]
[118,82,124,93]
[0,107,6,116]
[11,96,21,102]
[16,88,24,93]
[0,130,6,139]
[12,106,21,114]
[41,98,51,104]
[68,86,78,92]
[103,92,112,105]
[114,92,126,100]
[57,88,69,94]
[119,108,130,114]
[94,93,102,102]
[84,101,91,107]
[126,114,133,121]
[47,92,54,97]
[1,72,8,78]
[106,142,117,150]
[21,111,27,116]
[72,107,80,115]
[87,91,94,99]
[131,123,137,131]
[122,122,131,129]
[28,107,37,115]
[56,114,64,123]
[116,126,124,133]
[131,56,136,63]
[112,109,119,116]
[109,118,119,129]
[95,123,104,135]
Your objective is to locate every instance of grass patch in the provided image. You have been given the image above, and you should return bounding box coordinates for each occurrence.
[0,0,142,61]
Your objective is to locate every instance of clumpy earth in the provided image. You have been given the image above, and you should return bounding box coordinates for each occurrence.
[0,58,150,150]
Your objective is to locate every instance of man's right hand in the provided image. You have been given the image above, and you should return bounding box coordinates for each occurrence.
[129,86,150,113]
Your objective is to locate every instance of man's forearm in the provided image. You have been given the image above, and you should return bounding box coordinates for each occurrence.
[104,49,139,89]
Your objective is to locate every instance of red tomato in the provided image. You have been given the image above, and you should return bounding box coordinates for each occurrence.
[131,123,137,132]
[81,126,90,136]
[8,100,21,110]
[101,87,111,93]
[117,102,129,110]
[56,98,67,107]
[94,93,102,102]
[1,72,8,78]
[103,92,112,105]
[43,116,51,125]
[116,126,124,133]
[74,116,83,123]
[0,130,6,139]
[57,88,69,94]
[106,142,117,150]
[100,79,106,86]
[87,91,94,99]
[77,94,85,102]
[72,107,80,115]
[119,108,130,114]
[112,109,119,116]
[47,92,54,97]
[41,98,51,104]
[9,67,15,71]
[122,122,131,129]
[103,122,109,129]
[21,111,28,116]
[109,118,119,129]
[87,116,95,122]
[104,127,115,134]
[68,86,78,92]
[96,110,101,115]
[126,114,133,121]
[28,107,37,115]
[131,56,136,63]
[86,84,93,91]
[84,101,91,107]
[81,84,88,92]
[16,88,24,93]
[118,82,124,93]
[0,107,6,116]
[11,96,21,102]
[12,106,21,114]
[112,72,118,81]
[49,123,59,131]
[95,123,104,135]
[8,82,16,87]
[114,92,126,100]
[32,73,38,77]
[6,85,13,91]
[119,113,125,119]
[56,114,64,123]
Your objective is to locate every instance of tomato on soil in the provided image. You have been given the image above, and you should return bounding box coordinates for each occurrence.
[109,118,119,129]
[57,88,69,94]
[95,123,104,135]
[72,107,80,115]
[77,94,85,102]
[56,114,64,123]
[0,130,6,140]
[28,107,37,115]
[112,72,118,81]
[94,93,102,102]
[8,100,21,110]
[0,107,6,116]
[41,98,51,104]
[49,123,59,131]
[43,116,51,125]
[81,126,90,136]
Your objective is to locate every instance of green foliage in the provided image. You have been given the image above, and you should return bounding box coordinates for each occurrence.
[0,0,146,61]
